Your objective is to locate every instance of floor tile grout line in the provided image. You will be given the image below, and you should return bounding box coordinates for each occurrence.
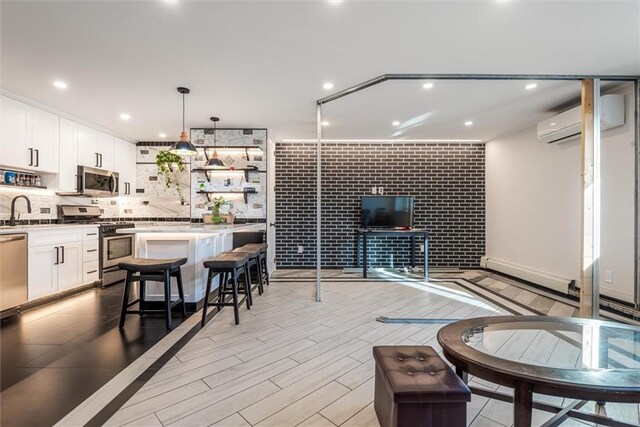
[80,308,224,427]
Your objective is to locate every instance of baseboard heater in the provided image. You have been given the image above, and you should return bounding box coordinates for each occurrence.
[480,256,572,294]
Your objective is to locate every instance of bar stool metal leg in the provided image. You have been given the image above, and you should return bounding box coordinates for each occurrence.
[119,270,133,329]
[231,269,240,325]
[256,256,265,295]
[164,269,173,330]
[139,280,146,316]
[218,271,227,310]
[175,269,187,317]
[202,269,214,326]
[244,263,253,309]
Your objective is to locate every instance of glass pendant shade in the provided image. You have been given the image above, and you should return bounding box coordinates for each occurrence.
[205,151,226,168]
[169,87,198,156]
[169,131,198,156]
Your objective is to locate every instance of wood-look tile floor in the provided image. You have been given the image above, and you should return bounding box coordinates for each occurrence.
[105,276,640,427]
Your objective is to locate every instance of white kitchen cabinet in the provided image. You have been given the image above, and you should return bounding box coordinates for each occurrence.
[58,118,79,191]
[0,96,59,173]
[0,96,30,169]
[27,227,97,300]
[28,245,58,300]
[78,125,99,168]
[56,240,84,291]
[78,127,114,170]
[30,107,59,173]
[97,131,114,170]
[114,137,136,196]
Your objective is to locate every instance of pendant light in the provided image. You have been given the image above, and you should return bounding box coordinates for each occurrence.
[205,116,226,168]
[168,87,198,156]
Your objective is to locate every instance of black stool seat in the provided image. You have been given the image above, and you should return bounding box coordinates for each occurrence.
[118,257,187,330]
[232,247,261,255]
[119,257,187,272]
[241,243,267,253]
[204,252,249,269]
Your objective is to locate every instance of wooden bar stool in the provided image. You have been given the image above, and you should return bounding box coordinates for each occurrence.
[232,246,264,295]
[202,252,251,326]
[118,257,187,330]
[240,243,269,288]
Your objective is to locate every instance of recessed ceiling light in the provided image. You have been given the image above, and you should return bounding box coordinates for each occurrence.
[464,121,473,126]
[158,133,167,138]
[525,83,538,90]
[392,121,400,126]
[53,80,68,89]
[328,0,343,3]
[120,113,131,121]
[323,82,334,90]
[321,121,330,127]
[422,82,434,89]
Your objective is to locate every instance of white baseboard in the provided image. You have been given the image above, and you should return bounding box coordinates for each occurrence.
[480,256,572,294]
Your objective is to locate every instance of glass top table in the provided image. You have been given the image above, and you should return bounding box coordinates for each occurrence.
[437,316,640,427]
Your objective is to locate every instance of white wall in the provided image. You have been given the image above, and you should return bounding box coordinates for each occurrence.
[486,83,636,304]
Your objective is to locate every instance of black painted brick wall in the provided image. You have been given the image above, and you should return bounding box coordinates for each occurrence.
[275,142,485,268]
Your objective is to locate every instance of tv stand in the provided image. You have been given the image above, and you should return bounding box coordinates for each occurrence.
[356,228,429,279]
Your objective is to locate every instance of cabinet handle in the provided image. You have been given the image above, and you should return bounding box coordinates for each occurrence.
[95,153,99,167]
[87,270,98,274]
[86,233,97,236]
[61,246,65,264]
[87,249,97,253]
[35,149,39,167]
[99,153,103,168]
[28,148,33,166]
[54,246,59,265]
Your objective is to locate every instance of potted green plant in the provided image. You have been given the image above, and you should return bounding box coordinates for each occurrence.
[156,150,186,204]
[209,196,226,224]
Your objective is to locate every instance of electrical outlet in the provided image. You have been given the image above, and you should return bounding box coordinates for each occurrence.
[297,245,304,254]
[371,186,377,195]
[605,271,613,283]
[378,186,384,195]
[419,244,424,253]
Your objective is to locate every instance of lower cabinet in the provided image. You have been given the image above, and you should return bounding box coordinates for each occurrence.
[27,227,98,301]
[28,245,58,300]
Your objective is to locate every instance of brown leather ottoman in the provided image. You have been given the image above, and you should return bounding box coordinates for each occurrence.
[373,346,471,427]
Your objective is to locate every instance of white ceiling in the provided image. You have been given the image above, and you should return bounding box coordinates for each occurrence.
[1,1,638,142]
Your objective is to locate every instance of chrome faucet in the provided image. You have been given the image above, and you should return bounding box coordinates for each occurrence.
[9,195,32,227]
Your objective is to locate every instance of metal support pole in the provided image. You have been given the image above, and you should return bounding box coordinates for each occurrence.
[316,103,322,302]
[635,79,640,309]
[580,78,601,319]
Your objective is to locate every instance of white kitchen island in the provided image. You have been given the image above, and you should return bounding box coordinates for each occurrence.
[117,223,265,305]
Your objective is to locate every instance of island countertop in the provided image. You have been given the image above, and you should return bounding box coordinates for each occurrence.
[116,223,265,234]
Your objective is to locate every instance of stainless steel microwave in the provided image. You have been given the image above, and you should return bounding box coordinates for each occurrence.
[74,166,119,197]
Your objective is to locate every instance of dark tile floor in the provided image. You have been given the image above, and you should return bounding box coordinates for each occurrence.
[0,283,188,427]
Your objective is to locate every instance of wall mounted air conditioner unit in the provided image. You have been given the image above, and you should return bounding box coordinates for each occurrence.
[537,94,625,144]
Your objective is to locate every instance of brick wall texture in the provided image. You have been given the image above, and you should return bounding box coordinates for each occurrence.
[275,142,485,268]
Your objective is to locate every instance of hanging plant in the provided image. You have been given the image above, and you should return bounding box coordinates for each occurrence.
[156,150,186,204]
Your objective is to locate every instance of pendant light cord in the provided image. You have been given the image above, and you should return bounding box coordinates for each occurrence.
[182,93,186,132]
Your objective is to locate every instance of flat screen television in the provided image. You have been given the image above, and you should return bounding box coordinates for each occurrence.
[360,196,414,228]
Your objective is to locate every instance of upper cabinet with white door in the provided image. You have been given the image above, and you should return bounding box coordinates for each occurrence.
[0,95,59,173]
[78,127,114,170]
[58,118,79,191]
[114,138,136,196]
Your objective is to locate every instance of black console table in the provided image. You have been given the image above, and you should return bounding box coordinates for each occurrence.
[356,228,429,278]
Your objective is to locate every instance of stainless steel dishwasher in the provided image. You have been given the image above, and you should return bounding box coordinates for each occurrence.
[0,233,28,317]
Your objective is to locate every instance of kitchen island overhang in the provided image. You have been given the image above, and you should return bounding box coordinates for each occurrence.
[117,223,265,309]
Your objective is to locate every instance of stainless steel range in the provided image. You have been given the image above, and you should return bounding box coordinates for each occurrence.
[58,205,135,287]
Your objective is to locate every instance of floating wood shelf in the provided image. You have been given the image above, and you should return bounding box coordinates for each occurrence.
[195,145,263,160]
[191,168,266,182]
[0,182,47,190]
[196,189,257,203]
